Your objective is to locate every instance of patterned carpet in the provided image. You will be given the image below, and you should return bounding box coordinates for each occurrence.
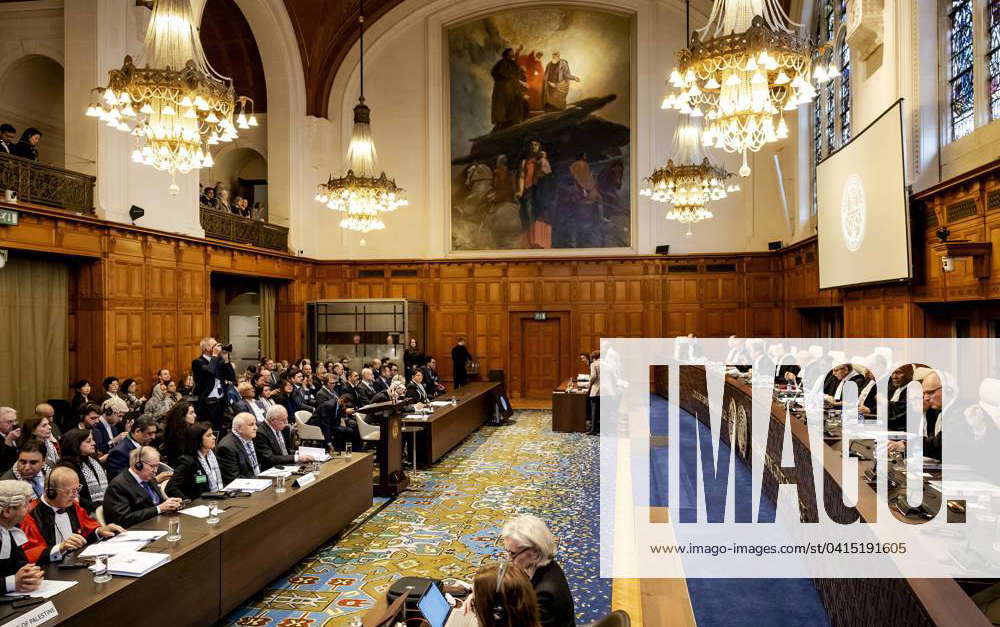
[222,410,608,626]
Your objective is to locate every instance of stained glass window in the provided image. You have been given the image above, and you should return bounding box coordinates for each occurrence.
[988,0,1000,120]
[949,0,975,140]
[840,38,851,143]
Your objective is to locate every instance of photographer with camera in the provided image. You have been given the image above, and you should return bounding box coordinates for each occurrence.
[191,337,236,435]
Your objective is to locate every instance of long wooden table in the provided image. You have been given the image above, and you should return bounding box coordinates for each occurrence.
[658,365,990,627]
[42,452,373,626]
[404,382,499,466]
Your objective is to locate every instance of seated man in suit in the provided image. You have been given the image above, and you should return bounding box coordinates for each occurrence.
[309,396,359,452]
[216,413,261,484]
[374,365,392,394]
[254,406,315,470]
[315,372,340,407]
[342,371,362,407]
[231,381,266,423]
[20,467,123,564]
[423,357,445,398]
[0,407,20,475]
[406,369,431,404]
[103,446,182,527]
[106,416,157,479]
[0,481,44,593]
[356,368,379,407]
[0,441,49,500]
[93,398,126,459]
[823,363,865,407]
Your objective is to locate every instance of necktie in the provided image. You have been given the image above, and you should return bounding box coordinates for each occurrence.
[142,481,160,505]
[274,428,287,456]
[243,440,259,475]
[55,508,68,514]
[32,476,42,498]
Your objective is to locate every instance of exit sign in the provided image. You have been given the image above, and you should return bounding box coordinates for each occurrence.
[0,208,17,226]
[533,312,547,321]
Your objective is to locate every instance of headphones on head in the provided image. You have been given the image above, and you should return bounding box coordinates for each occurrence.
[45,475,57,500]
[492,562,509,623]
[134,446,148,471]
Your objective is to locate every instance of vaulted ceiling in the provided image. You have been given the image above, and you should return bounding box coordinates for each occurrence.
[201,0,268,112]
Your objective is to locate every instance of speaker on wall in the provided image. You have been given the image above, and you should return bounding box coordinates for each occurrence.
[655,245,670,255]
[767,240,783,251]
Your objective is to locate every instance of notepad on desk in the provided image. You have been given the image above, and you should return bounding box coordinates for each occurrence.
[106,552,170,577]
[430,401,452,407]
[179,505,212,518]
[404,414,429,421]
[24,580,77,599]
[297,446,329,462]
[79,540,151,558]
[257,466,295,478]
[224,478,273,492]
[106,530,167,543]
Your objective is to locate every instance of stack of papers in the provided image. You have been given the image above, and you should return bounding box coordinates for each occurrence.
[430,401,452,407]
[24,580,77,599]
[297,446,329,462]
[107,530,166,543]
[79,541,150,557]
[258,466,295,478]
[224,478,273,492]
[106,552,170,577]
[179,505,212,518]
[404,414,429,421]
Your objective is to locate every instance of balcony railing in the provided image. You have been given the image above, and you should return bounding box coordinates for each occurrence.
[0,153,96,215]
[199,206,289,252]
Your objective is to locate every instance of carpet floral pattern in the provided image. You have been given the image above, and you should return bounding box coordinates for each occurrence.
[224,410,607,626]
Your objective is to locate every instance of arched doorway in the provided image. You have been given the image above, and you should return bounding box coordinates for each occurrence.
[0,54,65,166]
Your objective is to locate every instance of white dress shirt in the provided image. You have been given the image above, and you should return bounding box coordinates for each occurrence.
[39,498,73,561]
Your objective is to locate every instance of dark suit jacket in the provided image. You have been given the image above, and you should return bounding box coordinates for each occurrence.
[291,386,316,413]
[315,385,338,407]
[532,560,576,627]
[165,454,215,500]
[0,442,16,475]
[91,420,119,455]
[230,399,256,418]
[106,436,140,479]
[0,528,28,591]
[216,433,258,485]
[374,376,391,393]
[405,381,430,404]
[254,424,295,470]
[192,355,226,402]
[103,470,165,527]
[356,381,378,407]
[310,398,343,447]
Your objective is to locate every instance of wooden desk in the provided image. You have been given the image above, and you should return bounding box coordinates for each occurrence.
[405,382,499,466]
[552,379,588,433]
[658,366,990,627]
[45,453,374,626]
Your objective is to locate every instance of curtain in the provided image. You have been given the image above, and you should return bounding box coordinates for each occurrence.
[259,281,276,360]
[0,257,68,417]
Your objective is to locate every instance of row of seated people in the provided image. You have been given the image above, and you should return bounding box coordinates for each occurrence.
[720,336,1000,467]
[0,124,42,161]
[199,184,265,221]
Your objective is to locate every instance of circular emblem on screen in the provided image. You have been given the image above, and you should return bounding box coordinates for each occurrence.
[840,174,867,252]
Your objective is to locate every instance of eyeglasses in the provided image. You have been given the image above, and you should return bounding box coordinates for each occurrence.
[506,546,531,560]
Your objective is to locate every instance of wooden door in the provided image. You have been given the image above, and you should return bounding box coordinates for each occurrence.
[522,319,561,398]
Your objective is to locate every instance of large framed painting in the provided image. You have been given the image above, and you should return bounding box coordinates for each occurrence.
[447,7,633,252]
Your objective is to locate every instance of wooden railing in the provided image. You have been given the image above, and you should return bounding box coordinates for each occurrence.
[0,153,96,215]
[199,206,289,251]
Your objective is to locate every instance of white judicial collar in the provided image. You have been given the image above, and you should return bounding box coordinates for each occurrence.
[0,527,27,559]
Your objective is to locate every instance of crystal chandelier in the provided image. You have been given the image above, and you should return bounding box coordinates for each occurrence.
[314,0,406,234]
[641,114,738,232]
[662,0,834,176]
[85,0,256,194]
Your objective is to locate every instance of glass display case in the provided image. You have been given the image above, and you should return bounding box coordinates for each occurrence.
[305,299,426,372]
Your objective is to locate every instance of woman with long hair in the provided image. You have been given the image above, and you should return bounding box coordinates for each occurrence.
[273,379,296,417]
[403,337,426,381]
[166,422,223,500]
[469,563,542,627]
[11,127,40,160]
[18,415,58,467]
[56,429,108,514]
[120,378,146,414]
[160,401,197,466]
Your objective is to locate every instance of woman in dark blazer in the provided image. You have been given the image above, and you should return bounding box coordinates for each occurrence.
[166,422,223,500]
[56,429,108,514]
[11,128,40,160]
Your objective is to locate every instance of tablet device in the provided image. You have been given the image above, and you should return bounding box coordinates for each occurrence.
[417,583,452,627]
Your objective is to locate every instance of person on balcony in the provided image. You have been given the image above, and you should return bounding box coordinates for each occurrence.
[11,128,40,161]
[0,124,15,154]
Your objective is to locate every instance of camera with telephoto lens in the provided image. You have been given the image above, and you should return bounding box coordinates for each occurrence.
[220,343,233,352]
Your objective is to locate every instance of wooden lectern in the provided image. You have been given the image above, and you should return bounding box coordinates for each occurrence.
[359,400,410,497]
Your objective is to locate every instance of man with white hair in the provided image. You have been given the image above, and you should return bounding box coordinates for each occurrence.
[500,514,576,627]
[0,480,44,592]
[102,446,182,527]
[254,406,315,470]
[216,413,260,484]
[0,408,19,474]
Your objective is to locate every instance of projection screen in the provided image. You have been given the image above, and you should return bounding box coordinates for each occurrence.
[817,100,910,289]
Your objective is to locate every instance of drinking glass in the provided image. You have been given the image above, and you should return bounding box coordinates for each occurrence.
[166,516,182,542]
[345,442,353,458]
[92,555,111,584]
[275,474,287,494]
[206,503,220,525]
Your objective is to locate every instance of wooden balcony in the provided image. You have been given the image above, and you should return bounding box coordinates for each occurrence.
[199,206,289,252]
[0,153,95,215]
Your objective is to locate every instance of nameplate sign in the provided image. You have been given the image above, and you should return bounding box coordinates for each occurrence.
[293,472,316,488]
[0,208,17,226]
[0,601,57,627]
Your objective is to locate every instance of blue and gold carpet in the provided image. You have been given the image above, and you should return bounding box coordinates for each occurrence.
[223,410,608,626]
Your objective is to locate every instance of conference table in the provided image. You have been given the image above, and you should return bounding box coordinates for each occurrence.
[660,366,991,627]
[551,378,588,433]
[402,382,500,467]
[38,452,374,626]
